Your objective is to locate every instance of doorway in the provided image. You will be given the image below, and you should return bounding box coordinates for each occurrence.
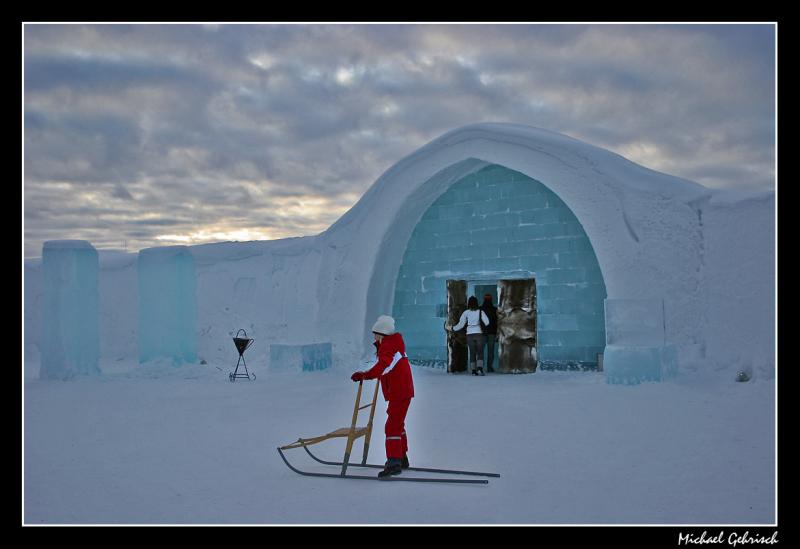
[473,284,499,370]
[446,278,538,373]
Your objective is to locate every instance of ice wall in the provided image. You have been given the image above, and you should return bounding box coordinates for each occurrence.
[393,163,607,367]
[361,124,711,363]
[138,246,197,364]
[191,237,329,368]
[605,299,665,346]
[269,342,332,372]
[603,299,677,385]
[603,345,678,384]
[702,191,775,378]
[40,240,100,379]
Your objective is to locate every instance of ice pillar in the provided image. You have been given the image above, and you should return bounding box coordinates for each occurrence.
[137,246,197,364]
[603,299,677,385]
[41,240,100,379]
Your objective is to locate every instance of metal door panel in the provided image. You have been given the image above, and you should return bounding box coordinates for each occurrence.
[497,279,537,373]
[446,280,468,373]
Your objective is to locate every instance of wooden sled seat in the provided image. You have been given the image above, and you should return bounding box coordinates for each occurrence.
[278,379,381,476]
[281,426,370,450]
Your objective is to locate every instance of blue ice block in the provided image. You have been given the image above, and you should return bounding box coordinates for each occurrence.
[137,246,197,364]
[270,343,332,372]
[604,344,678,385]
[41,240,100,379]
[301,343,333,371]
[604,299,665,346]
[269,344,301,371]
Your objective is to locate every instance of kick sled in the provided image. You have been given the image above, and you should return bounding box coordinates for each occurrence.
[277,379,500,484]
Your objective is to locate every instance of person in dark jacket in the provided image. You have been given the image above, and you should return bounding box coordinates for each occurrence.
[480,293,498,372]
[351,315,414,478]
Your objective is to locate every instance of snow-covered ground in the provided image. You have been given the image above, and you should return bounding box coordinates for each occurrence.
[23,359,775,525]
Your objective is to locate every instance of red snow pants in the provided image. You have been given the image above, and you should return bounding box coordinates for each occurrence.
[385,398,411,459]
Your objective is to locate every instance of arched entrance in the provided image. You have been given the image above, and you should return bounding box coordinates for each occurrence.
[391,163,607,371]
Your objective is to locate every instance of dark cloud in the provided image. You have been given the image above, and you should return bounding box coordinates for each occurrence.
[111,184,134,201]
[26,110,144,183]
[23,23,775,258]
[25,55,200,93]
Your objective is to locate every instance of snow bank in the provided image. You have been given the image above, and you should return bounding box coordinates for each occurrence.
[702,191,775,379]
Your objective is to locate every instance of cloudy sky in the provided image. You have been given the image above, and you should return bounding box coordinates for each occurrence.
[23,23,776,258]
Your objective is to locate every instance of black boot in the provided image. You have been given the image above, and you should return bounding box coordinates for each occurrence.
[401,454,410,469]
[378,458,403,478]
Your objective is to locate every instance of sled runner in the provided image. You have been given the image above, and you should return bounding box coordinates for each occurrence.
[279,378,382,476]
[277,379,499,484]
[298,445,500,478]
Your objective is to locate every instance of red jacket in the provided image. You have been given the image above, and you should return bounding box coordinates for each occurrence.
[363,332,414,401]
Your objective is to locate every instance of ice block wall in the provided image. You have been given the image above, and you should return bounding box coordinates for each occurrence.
[138,246,197,364]
[603,299,677,384]
[604,299,665,346]
[270,343,332,372]
[393,164,607,368]
[41,240,100,379]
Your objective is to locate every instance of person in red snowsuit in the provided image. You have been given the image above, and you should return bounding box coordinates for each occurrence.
[351,315,414,478]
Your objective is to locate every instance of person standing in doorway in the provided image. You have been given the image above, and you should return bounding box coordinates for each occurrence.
[480,293,498,373]
[450,296,490,376]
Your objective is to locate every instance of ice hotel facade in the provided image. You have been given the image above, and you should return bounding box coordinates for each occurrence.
[24,124,775,383]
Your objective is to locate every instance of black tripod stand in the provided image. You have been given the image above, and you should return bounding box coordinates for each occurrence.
[230,329,256,382]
